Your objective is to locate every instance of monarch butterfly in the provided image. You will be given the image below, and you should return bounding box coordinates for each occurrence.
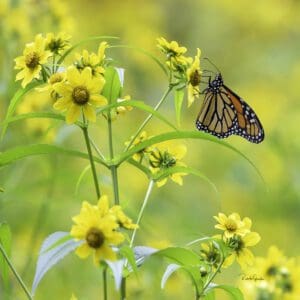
[195,73,264,143]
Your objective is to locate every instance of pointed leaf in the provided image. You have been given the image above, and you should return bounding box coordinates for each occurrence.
[156,247,200,266]
[205,284,244,300]
[115,131,264,183]
[134,246,158,267]
[102,67,121,104]
[161,263,181,289]
[32,232,82,295]
[0,144,107,167]
[1,82,42,139]
[174,88,184,126]
[120,245,138,275]
[0,223,12,289]
[105,259,126,290]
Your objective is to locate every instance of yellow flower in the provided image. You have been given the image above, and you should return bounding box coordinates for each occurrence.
[110,206,138,230]
[53,66,107,124]
[157,37,187,58]
[125,131,152,162]
[277,260,300,300]
[149,142,187,187]
[255,246,287,280]
[37,72,65,101]
[14,34,52,88]
[45,32,71,55]
[74,42,108,77]
[186,48,202,107]
[110,95,133,120]
[70,196,124,264]
[223,232,261,270]
[214,212,251,238]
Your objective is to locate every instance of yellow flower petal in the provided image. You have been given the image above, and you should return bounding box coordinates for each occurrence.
[83,105,96,122]
[243,232,261,247]
[66,103,81,124]
[89,94,107,106]
[75,243,92,259]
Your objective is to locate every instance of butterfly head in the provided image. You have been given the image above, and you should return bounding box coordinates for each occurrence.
[209,73,223,93]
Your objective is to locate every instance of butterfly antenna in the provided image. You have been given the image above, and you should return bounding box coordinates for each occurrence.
[203,57,221,74]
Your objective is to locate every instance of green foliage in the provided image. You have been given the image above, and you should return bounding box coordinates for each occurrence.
[0,223,12,290]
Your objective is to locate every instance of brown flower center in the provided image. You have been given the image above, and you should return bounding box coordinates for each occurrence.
[225,219,237,232]
[86,227,104,249]
[25,52,40,69]
[190,70,201,86]
[72,86,89,105]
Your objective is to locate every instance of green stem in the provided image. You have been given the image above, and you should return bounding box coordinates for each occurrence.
[103,268,108,300]
[0,243,33,300]
[124,86,173,151]
[130,180,155,247]
[201,257,224,296]
[82,124,101,199]
[107,112,120,205]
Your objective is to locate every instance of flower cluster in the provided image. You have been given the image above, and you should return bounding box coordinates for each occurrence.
[70,195,137,264]
[240,246,300,300]
[199,213,260,272]
[125,132,187,187]
[14,33,71,88]
[156,37,202,106]
[214,213,261,270]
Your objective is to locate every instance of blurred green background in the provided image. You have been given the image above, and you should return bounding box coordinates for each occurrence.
[1,0,300,299]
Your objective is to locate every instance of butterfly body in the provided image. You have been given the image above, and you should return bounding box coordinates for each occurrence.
[196,73,264,143]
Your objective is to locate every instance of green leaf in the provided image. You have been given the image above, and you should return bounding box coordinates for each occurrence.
[115,131,264,183]
[204,290,215,300]
[110,45,168,76]
[32,232,81,295]
[102,66,122,104]
[205,284,244,300]
[0,144,107,168]
[0,223,12,289]
[96,100,177,131]
[57,35,120,65]
[156,247,200,266]
[1,82,42,140]
[120,245,138,276]
[174,88,185,126]
[75,164,91,196]
[152,165,218,195]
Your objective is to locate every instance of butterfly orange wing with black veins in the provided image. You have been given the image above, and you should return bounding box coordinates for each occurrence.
[195,73,264,143]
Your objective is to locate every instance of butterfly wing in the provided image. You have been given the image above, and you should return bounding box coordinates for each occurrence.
[195,90,238,139]
[222,85,264,143]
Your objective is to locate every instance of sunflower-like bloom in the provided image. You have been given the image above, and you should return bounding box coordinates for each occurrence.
[214,212,252,238]
[223,232,261,270]
[149,141,187,187]
[53,66,107,124]
[37,72,66,101]
[45,32,71,55]
[70,196,125,264]
[186,48,202,107]
[110,206,138,230]
[74,42,108,77]
[157,37,187,58]
[14,34,52,88]
[125,131,152,162]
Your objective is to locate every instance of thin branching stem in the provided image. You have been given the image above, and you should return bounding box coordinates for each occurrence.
[130,180,155,247]
[82,119,101,199]
[0,243,33,300]
[124,86,173,151]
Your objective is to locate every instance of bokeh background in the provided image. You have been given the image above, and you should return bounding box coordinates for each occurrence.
[1,0,300,299]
